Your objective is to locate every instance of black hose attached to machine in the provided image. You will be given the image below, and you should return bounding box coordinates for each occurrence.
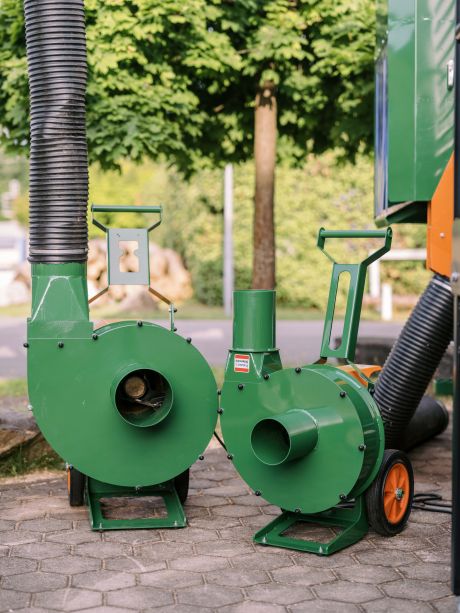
[24,0,88,263]
[374,274,452,449]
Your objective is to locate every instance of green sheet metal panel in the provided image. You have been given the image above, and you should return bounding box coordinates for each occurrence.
[375,0,455,224]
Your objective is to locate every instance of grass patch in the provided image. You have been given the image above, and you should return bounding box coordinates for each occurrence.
[0,378,27,398]
[0,444,64,478]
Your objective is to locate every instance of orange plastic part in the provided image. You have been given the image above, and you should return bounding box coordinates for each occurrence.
[67,467,71,494]
[427,155,454,278]
[338,364,382,387]
[383,462,410,524]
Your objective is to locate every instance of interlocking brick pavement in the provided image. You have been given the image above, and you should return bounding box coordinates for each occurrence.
[0,425,454,612]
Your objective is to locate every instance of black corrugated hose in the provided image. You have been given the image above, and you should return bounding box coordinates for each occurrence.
[24,0,88,263]
[374,274,452,449]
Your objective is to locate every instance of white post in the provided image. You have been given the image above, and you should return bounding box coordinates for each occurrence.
[381,282,393,321]
[369,260,381,299]
[223,164,234,317]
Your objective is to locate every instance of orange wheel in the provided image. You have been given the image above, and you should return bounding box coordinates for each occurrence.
[383,462,410,524]
[365,449,414,536]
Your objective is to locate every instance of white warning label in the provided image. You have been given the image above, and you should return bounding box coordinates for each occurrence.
[234,354,250,373]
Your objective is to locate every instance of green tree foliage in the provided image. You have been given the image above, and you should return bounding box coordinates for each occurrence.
[78,155,428,309]
[0,0,374,167]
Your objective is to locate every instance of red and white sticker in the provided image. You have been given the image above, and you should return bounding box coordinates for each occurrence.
[234,354,250,373]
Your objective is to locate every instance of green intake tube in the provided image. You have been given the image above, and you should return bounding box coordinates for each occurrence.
[251,410,318,466]
[233,290,276,352]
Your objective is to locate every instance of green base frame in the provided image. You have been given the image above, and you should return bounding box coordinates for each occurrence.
[253,496,368,556]
[86,477,187,531]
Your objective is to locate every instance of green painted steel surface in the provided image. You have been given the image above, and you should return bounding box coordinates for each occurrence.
[28,263,217,489]
[28,321,217,487]
[375,0,455,221]
[253,496,368,555]
[233,290,276,352]
[221,363,383,514]
[251,410,318,466]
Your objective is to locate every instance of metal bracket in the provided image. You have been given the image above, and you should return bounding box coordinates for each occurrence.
[317,228,392,364]
[253,496,368,556]
[90,204,176,330]
[86,477,187,531]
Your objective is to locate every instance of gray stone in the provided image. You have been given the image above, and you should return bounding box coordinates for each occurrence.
[247,583,313,605]
[313,581,382,604]
[272,566,335,587]
[41,554,101,574]
[220,603,286,613]
[355,550,417,567]
[178,584,244,607]
[72,570,136,591]
[46,529,102,545]
[382,579,451,601]
[74,542,132,559]
[134,541,193,560]
[399,562,451,582]
[170,555,229,572]
[195,540,254,557]
[105,557,166,574]
[0,589,30,612]
[18,518,72,533]
[139,569,202,589]
[230,552,294,571]
[336,565,399,584]
[106,586,173,609]
[0,556,37,576]
[362,597,435,612]
[2,571,67,593]
[289,601,360,612]
[34,588,102,611]
[0,530,40,546]
[11,541,69,560]
[205,568,269,588]
[433,595,458,612]
[214,505,261,518]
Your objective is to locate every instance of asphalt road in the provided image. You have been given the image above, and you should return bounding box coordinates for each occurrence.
[0,317,403,380]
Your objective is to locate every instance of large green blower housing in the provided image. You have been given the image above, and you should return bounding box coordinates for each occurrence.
[375,0,455,225]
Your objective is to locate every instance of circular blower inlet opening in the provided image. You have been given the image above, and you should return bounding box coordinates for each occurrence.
[115,369,173,428]
[251,418,291,466]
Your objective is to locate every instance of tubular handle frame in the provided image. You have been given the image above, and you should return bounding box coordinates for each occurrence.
[318,227,393,369]
[91,204,163,233]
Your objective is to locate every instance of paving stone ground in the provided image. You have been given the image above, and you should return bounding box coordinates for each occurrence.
[0,425,454,613]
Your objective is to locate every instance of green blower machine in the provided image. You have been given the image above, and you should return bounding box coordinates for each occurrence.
[220,229,414,555]
[24,0,217,530]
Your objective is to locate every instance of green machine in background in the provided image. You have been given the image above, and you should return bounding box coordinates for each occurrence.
[375,0,455,225]
[27,206,217,530]
[220,229,414,555]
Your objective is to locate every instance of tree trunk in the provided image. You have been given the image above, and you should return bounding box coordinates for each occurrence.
[252,81,277,289]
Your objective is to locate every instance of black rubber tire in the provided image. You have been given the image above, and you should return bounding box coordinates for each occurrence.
[67,466,86,507]
[365,449,413,537]
[174,469,190,505]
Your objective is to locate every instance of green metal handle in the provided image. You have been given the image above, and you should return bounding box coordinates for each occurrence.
[92,205,162,214]
[318,226,393,363]
[317,227,392,266]
[91,204,162,233]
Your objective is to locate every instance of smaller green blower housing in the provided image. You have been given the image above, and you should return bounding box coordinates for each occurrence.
[220,228,414,554]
